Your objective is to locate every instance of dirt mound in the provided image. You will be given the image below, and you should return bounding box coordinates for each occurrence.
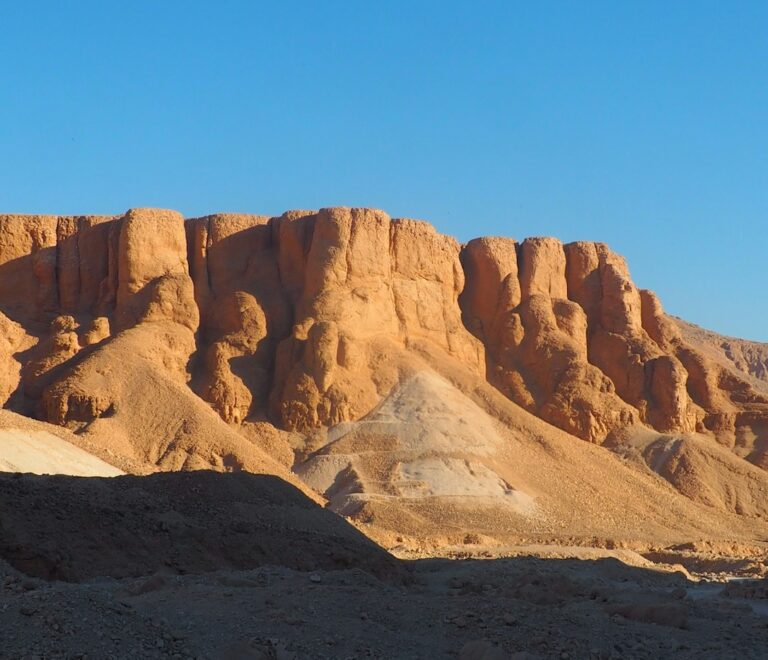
[0,471,402,582]
[296,370,536,521]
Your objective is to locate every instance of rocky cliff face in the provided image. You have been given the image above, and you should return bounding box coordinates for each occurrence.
[458,236,760,444]
[185,208,482,432]
[1,207,767,473]
[459,233,768,455]
[674,318,768,390]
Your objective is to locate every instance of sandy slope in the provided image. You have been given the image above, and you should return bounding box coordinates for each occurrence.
[293,340,768,548]
[296,371,536,517]
[43,323,293,475]
[0,410,122,477]
[611,427,768,519]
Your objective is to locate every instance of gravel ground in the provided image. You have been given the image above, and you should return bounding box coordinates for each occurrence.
[2,555,768,659]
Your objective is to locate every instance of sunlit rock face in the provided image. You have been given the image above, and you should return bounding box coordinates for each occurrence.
[0,206,766,469]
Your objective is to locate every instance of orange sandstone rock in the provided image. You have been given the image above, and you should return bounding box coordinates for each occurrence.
[0,206,764,476]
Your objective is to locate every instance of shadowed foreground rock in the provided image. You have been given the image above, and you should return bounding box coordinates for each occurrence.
[0,471,403,582]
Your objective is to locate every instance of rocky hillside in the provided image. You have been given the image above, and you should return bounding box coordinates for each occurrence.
[675,317,768,391]
[1,207,768,544]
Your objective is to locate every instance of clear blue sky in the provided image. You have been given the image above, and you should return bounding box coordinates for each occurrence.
[1,2,766,340]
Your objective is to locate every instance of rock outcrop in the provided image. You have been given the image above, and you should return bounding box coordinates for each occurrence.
[460,235,768,450]
[187,208,482,432]
[675,318,768,390]
[0,206,766,476]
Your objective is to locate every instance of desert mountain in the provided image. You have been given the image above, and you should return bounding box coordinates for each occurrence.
[1,207,767,545]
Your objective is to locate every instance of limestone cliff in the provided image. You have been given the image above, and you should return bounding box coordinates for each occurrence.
[0,207,767,476]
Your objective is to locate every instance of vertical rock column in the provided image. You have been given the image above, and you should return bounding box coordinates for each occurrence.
[115,208,199,332]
